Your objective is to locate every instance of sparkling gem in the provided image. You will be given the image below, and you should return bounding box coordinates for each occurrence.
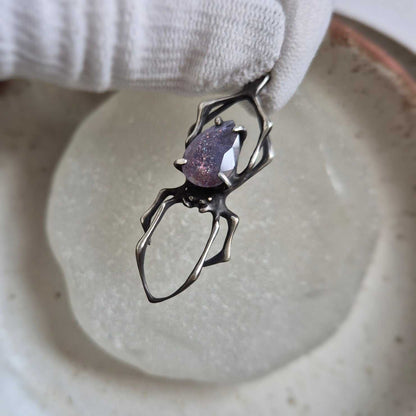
[182,120,240,188]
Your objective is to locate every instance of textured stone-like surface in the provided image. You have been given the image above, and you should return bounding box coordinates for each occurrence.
[182,120,239,187]
[3,29,416,416]
[47,88,379,382]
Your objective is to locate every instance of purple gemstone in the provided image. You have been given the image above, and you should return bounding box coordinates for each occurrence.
[182,120,240,188]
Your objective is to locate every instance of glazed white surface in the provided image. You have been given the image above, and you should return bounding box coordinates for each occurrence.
[1,35,415,413]
[46,81,378,382]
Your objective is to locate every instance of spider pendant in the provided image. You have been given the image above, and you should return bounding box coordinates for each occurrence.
[136,74,274,303]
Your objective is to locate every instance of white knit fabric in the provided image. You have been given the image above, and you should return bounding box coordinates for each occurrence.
[0,0,332,111]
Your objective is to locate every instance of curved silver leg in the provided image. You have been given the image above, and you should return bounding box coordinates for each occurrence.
[204,211,239,267]
[186,94,241,147]
[245,95,274,171]
[137,207,220,303]
[140,188,177,232]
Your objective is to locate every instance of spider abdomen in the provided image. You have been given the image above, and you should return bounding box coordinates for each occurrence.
[182,120,240,188]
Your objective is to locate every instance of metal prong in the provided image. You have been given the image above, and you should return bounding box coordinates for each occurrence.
[215,116,223,126]
[233,125,246,133]
[174,158,187,171]
[233,125,247,143]
[218,172,232,187]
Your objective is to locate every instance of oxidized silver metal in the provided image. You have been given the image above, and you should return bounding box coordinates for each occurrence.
[136,74,274,302]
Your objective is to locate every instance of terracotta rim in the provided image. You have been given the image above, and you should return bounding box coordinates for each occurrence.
[330,16,416,106]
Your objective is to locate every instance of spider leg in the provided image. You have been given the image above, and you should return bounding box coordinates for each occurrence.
[245,94,274,171]
[186,93,243,147]
[245,135,274,180]
[136,196,178,301]
[140,187,178,233]
[204,210,239,267]
[137,212,221,303]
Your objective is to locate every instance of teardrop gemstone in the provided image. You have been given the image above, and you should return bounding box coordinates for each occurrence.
[182,120,240,188]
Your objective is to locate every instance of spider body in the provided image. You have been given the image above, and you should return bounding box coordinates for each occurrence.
[136,74,274,302]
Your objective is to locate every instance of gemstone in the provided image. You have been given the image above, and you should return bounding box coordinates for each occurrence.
[182,120,240,188]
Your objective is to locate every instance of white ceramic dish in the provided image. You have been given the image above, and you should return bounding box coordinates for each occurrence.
[0,18,415,415]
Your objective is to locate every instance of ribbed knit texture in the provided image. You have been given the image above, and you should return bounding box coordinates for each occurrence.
[0,0,332,111]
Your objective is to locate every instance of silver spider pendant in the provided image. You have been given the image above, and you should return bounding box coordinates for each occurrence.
[136,74,274,303]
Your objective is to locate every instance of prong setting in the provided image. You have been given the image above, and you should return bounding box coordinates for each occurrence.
[232,125,247,143]
[232,125,245,133]
[215,116,223,126]
[173,158,187,171]
[218,172,232,188]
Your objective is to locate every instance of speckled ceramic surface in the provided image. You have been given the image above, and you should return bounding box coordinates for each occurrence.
[0,19,415,415]
[45,54,379,382]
